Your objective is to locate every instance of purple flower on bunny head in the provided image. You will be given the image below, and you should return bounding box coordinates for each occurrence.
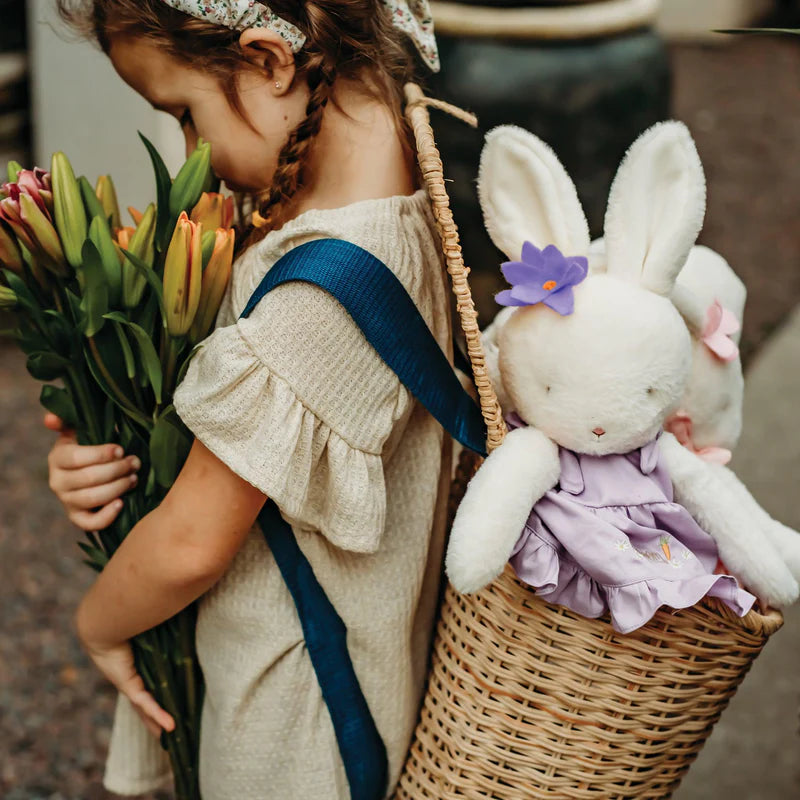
[495,242,589,316]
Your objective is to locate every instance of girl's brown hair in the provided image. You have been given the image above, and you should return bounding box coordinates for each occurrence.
[56,0,418,239]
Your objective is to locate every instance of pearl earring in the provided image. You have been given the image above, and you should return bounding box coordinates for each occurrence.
[274,81,282,90]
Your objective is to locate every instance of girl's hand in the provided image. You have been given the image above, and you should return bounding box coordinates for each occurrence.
[79,634,176,739]
[45,413,140,531]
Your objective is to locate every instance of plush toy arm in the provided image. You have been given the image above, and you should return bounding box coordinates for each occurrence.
[660,432,799,608]
[711,463,800,583]
[446,426,560,594]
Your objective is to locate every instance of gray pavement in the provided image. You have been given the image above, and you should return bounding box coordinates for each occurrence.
[675,307,800,800]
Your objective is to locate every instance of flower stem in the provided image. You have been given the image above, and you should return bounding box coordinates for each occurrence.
[87,336,151,428]
[163,336,182,399]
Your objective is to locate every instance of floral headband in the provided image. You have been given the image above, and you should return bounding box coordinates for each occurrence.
[162,0,440,71]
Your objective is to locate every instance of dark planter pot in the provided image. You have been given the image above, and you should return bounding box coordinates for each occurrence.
[425,23,670,321]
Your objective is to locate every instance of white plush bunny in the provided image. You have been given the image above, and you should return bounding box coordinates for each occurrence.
[667,247,800,596]
[446,122,791,625]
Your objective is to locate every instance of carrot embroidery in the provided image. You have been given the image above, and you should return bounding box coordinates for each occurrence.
[659,536,671,562]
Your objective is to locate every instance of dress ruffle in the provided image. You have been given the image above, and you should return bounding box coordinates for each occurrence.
[174,323,387,553]
[511,522,754,634]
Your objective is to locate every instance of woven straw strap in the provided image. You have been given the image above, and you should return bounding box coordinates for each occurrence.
[404,83,506,452]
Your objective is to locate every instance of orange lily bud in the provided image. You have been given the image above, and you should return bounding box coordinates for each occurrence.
[115,226,135,251]
[190,192,235,232]
[96,175,122,230]
[128,206,144,226]
[189,228,235,344]
[163,211,203,336]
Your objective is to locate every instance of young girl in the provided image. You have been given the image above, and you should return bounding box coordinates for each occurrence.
[46,1,451,797]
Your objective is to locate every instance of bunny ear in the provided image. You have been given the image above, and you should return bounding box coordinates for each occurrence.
[604,121,706,295]
[478,125,590,261]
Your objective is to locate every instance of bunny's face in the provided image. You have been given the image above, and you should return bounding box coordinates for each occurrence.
[499,275,691,455]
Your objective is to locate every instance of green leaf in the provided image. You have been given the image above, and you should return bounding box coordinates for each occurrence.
[79,176,106,221]
[89,215,123,307]
[16,318,50,355]
[201,229,216,268]
[1,269,40,316]
[120,248,166,319]
[138,132,173,251]
[79,240,109,337]
[103,398,116,442]
[84,342,151,430]
[40,385,79,428]
[78,540,109,568]
[26,351,72,380]
[112,320,137,379]
[43,309,74,357]
[104,311,164,404]
[149,406,192,488]
[174,342,203,388]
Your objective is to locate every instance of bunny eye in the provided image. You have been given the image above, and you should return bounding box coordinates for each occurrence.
[646,387,655,396]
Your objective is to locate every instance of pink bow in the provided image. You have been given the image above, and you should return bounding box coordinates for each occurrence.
[701,299,740,362]
[664,412,732,465]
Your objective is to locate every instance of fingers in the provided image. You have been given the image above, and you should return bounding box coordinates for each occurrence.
[57,456,140,493]
[125,676,176,736]
[49,439,124,471]
[43,413,68,433]
[64,472,138,511]
[68,499,125,532]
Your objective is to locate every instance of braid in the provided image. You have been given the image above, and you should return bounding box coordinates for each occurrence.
[251,56,336,239]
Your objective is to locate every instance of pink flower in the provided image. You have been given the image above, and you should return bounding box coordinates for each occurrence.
[701,299,740,362]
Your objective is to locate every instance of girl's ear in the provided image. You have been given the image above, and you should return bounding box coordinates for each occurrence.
[604,121,706,296]
[239,28,297,93]
[478,125,590,262]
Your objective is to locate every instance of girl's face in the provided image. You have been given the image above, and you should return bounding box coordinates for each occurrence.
[109,33,310,193]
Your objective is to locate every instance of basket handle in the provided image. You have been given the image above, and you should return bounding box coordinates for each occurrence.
[404,82,507,453]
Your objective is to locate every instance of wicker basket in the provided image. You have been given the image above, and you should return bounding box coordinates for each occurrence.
[398,83,784,800]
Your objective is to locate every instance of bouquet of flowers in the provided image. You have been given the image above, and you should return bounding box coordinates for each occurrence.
[0,136,236,800]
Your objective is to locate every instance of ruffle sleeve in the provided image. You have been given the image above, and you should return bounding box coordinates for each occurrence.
[173,281,413,553]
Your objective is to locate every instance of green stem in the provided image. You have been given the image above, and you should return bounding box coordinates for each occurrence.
[136,630,195,798]
[177,609,198,731]
[132,378,147,413]
[64,370,103,444]
[87,336,151,428]
[163,336,181,399]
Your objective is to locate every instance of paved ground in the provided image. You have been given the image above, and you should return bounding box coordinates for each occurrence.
[1,35,799,800]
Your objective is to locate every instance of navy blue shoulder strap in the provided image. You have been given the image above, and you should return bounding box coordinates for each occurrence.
[240,237,487,457]
[241,238,486,800]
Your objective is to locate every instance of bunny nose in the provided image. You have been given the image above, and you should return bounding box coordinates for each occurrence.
[592,427,606,437]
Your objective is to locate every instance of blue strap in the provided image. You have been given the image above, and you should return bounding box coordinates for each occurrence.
[241,238,486,800]
[256,501,387,800]
[240,238,487,457]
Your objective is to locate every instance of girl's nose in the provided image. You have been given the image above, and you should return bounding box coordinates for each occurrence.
[592,427,606,437]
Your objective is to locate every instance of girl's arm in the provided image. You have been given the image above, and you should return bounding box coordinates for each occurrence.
[75,438,266,734]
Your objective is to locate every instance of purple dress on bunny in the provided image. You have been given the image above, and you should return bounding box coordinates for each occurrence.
[506,415,755,633]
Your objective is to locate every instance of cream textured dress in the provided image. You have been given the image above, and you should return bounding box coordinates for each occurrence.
[102,188,452,799]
